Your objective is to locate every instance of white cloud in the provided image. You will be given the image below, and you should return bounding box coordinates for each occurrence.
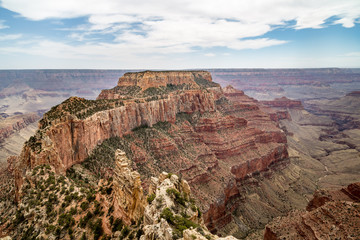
[344,52,360,57]
[0,0,359,62]
[228,38,287,50]
[205,53,215,57]
[0,34,22,41]
[0,20,9,29]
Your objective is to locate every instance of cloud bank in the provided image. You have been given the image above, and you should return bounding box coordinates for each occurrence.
[0,0,359,68]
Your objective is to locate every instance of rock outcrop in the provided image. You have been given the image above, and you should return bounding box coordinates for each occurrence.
[141,171,237,240]
[113,149,146,223]
[264,183,360,240]
[98,71,214,99]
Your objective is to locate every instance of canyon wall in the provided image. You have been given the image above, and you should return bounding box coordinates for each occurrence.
[115,71,212,89]
[0,114,40,143]
[19,90,216,173]
[14,71,288,236]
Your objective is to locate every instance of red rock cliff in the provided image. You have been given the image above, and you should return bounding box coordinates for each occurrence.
[117,70,212,89]
[18,90,216,173]
[98,70,215,99]
[15,71,288,235]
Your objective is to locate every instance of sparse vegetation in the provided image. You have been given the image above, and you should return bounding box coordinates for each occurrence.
[160,207,199,237]
[147,193,156,204]
[40,97,125,128]
[132,123,149,132]
[166,188,187,206]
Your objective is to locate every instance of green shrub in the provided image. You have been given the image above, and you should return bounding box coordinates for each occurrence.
[132,124,149,132]
[86,193,96,202]
[92,219,103,240]
[80,233,87,240]
[160,208,175,224]
[94,202,102,215]
[69,207,77,215]
[197,207,202,218]
[166,188,187,206]
[105,186,112,195]
[58,212,75,228]
[112,218,123,232]
[14,210,25,225]
[136,228,144,238]
[80,201,89,211]
[121,226,130,238]
[46,225,56,234]
[147,193,156,204]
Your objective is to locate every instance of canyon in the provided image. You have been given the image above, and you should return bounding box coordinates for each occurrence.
[0,69,359,239]
[12,71,288,236]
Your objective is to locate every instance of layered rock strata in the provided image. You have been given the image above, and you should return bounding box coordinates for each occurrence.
[261,97,303,110]
[18,90,216,176]
[14,71,288,236]
[0,114,40,143]
[113,149,146,223]
[98,70,213,99]
[264,183,360,240]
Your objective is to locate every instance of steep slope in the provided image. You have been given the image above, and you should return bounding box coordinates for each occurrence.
[0,114,40,163]
[0,122,38,164]
[0,113,40,143]
[264,183,360,240]
[13,71,289,237]
[260,94,360,191]
[3,149,238,239]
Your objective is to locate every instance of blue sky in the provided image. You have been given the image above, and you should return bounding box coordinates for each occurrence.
[0,0,359,69]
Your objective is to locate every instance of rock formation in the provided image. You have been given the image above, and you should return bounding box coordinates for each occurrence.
[264,183,360,240]
[261,97,303,110]
[113,149,146,223]
[141,171,237,240]
[0,113,40,143]
[13,71,289,236]
[98,71,213,98]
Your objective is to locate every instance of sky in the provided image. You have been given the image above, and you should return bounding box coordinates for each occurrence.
[0,0,359,69]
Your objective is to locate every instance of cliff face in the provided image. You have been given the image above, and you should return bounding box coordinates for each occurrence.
[261,97,303,110]
[14,71,288,236]
[18,90,216,175]
[264,183,360,240]
[113,149,146,223]
[98,71,216,100]
[0,114,40,143]
[116,71,212,90]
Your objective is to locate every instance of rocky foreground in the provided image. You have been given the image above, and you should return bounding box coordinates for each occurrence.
[0,148,237,239]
